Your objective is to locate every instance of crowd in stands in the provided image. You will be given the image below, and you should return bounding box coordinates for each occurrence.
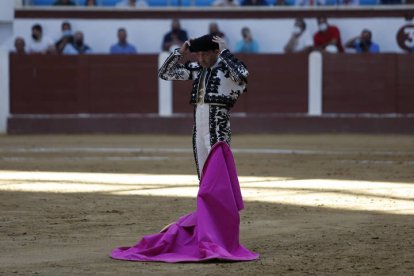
[30,0,410,7]
[283,17,384,53]
[11,17,413,55]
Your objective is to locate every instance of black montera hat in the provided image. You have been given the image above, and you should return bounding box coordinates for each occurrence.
[189,34,219,52]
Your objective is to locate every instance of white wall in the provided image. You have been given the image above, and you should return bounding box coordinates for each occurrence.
[0,50,9,133]
[0,0,14,52]
[0,0,14,133]
[0,0,14,21]
[5,17,410,54]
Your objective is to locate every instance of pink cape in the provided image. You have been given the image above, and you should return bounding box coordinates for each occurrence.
[110,142,259,262]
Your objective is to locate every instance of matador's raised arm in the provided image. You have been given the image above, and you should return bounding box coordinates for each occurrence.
[158,49,192,81]
[218,49,249,84]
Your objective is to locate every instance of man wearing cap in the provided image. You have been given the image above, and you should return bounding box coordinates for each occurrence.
[158,34,248,178]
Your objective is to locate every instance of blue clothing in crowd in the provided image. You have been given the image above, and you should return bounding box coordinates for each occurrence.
[110,43,137,54]
[63,43,92,54]
[353,40,380,53]
[235,40,259,53]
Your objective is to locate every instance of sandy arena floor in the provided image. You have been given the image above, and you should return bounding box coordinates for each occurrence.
[0,134,413,275]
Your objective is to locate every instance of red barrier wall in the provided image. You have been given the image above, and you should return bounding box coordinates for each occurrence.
[396,54,414,114]
[10,55,159,114]
[323,53,414,113]
[173,53,309,114]
[9,53,414,116]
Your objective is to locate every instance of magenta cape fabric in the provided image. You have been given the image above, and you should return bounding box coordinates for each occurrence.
[110,142,259,263]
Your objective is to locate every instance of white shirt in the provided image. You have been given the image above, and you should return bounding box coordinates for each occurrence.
[27,36,54,53]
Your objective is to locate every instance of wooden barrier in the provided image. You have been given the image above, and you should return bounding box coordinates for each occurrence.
[323,53,414,114]
[8,53,414,133]
[10,54,159,114]
[10,53,309,115]
[173,53,309,114]
[10,53,414,115]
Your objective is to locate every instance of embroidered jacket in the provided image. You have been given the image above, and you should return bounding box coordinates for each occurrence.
[158,48,248,108]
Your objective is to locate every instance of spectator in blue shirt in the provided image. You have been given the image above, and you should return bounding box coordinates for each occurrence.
[235,27,259,54]
[110,28,137,54]
[345,29,380,53]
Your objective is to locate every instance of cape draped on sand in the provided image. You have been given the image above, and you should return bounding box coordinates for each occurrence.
[110,142,259,262]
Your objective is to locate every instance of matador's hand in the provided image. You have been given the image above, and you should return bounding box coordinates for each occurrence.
[212,36,227,52]
[179,40,191,55]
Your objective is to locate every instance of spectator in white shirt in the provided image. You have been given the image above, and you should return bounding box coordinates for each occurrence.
[284,18,313,53]
[27,24,55,54]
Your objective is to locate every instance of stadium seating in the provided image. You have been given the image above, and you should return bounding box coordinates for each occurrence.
[32,0,55,5]
[284,0,296,5]
[359,0,378,5]
[99,0,122,5]
[194,0,214,6]
[170,0,191,5]
[323,0,338,5]
[29,0,388,6]
[31,0,123,5]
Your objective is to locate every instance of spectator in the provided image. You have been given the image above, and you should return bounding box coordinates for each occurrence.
[55,21,73,54]
[241,0,268,5]
[12,37,26,54]
[110,28,137,54]
[345,29,380,53]
[284,18,313,53]
[27,24,54,54]
[235,27,259,53]
[212,0,240,6]
[63,31,92,54]
[116,0,149,7]
[313,17,344,53]
[53,0,76,5]
[85,0,98,5]
[162,19,188,52]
